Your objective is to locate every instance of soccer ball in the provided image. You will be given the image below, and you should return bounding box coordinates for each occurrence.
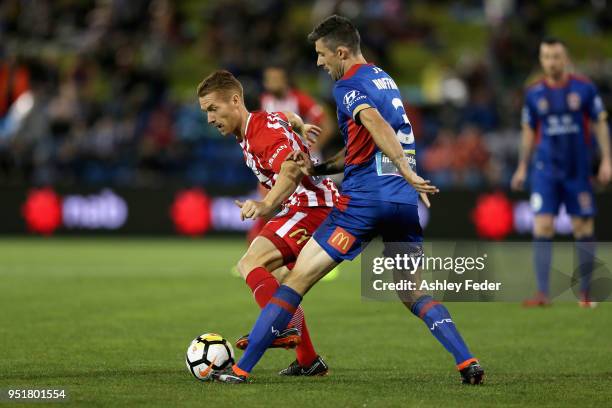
[185,333,235,381]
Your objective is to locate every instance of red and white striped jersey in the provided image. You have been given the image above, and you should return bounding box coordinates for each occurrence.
[239,111,338,209]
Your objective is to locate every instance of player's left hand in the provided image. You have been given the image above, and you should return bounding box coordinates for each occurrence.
[234,199,273,220]
[302,124,322,146]
[406,172,439,195]
[597,158,612,185]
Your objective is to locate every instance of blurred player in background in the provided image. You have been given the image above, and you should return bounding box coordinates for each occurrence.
[512,38,611,307]
[261,64,334,154]
[246,65,335,244]
[198,70,337,376]
[215,15,484,385]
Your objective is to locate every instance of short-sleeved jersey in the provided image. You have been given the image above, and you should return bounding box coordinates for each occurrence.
[239,111,338,208]
[522,74,607,179]
[260,89,325,126]
[333,63,417,204]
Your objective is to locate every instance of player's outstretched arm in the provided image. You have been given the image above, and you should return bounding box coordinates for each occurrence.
[234,160,303,220]
[357,107,438,197]
[594,113,611,185]
[511,124,536,191]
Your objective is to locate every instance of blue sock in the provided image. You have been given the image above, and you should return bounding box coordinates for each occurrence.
[576,236,595,294]
[533,237,553,295]
[411,295,473,366]
[236,285,302,373]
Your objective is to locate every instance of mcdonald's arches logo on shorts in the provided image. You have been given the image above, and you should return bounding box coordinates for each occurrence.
[327,227,356,254]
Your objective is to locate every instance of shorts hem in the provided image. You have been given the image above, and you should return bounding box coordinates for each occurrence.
[259,229,296,264]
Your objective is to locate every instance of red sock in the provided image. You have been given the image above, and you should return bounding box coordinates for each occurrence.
[293,313,318,367]
[245,267,279,308]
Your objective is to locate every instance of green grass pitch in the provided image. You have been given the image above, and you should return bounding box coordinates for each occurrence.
[1,238,611,407]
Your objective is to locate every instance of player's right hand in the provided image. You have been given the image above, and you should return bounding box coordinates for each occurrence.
[287,151,315,176]
[234,199,272,220]
[511,167,527,191]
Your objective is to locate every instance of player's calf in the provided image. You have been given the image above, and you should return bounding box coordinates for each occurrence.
[410,295,482,377]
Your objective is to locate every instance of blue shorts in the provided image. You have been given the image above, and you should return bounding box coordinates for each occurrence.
[313,198,423,262]
[530,174,595,217]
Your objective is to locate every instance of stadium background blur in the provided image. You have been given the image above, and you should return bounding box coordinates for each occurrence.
[1,0,611,238]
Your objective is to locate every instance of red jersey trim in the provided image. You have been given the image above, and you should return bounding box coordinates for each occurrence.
[341,63,372,81]
[568,73,593,85]
[542,73,570,89]
[525,78,544,91]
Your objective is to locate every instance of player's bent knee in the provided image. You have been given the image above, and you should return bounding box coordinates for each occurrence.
[237,252,262,279]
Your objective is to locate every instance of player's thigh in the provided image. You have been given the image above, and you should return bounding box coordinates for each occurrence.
[283,237,338,296]
[562,178,596,219]
[571,216,594,238]
[311,201,379,263]
[237,236,284,279]
[381,202,422,244]
[530,174,560,218]
[381,203,425,305]
[260,206,331,267]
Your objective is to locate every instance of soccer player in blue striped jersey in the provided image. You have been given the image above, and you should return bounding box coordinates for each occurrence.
[511,38,611,307]
[214,15,484,385]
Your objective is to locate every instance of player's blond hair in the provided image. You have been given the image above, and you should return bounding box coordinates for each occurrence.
[197,70,244,100]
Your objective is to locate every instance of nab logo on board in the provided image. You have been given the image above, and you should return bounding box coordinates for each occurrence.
[22,188,128,234]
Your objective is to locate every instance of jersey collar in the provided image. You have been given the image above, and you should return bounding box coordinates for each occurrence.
[341,63,372,80]
[543,73,570,89]
[242,112,252,139]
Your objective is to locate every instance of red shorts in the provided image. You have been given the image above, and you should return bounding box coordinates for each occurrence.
[259,206,331,264]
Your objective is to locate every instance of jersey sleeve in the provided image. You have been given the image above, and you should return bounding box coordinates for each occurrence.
[521,93,538,130]
[334,81,377,123]
[585,83,607,121]
[259,112,300,173]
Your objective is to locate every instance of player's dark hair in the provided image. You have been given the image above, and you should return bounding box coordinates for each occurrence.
[540,36,566,48]
[307,15,361,54]
[197,70,243,100]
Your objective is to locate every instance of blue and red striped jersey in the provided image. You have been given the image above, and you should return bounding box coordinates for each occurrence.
[333,63,417,204]
[522,74,606,179]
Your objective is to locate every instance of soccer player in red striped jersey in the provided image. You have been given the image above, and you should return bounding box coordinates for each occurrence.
[246,65,334,244]
[197,70,338,376]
